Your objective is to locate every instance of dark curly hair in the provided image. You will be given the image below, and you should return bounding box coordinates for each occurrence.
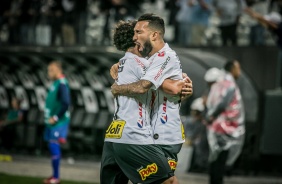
[113,20,137,51]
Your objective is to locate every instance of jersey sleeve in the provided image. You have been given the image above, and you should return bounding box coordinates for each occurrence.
[141,54,182,90]
[56,83,71,119]
[117,56,146,85]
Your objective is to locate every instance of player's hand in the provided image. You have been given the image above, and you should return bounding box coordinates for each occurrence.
[182,72,188,79]
[111,82,118,97]
[110,63,119,80]
[48,117,56,125]
[181,77,193,100]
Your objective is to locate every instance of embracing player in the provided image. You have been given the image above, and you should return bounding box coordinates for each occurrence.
[111,13,193,183]
[100,19,191,184]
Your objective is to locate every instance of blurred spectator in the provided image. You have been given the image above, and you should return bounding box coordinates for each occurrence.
[245,0,268,46]
[74,0,88,45]
[184,97,209,172]
[0,0,11,44]
[99,0,139,45]
[246,7,282,88]
[20,0,39,45]
[269,0,282,15]
[206,60,245,184]
[176,0,194,46]
[213,0,244,46]
[166,0,180,43]
[0,98,23,151]
[61,0,76,46]
[99,0,112,45]
[8,0,22,44]
[50,0,64,46]
[36,0,53,46]
[190,0,213,46]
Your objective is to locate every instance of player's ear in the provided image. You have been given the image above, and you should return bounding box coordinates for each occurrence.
[151,31,158,41]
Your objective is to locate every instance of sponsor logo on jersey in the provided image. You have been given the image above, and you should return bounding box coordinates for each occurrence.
[181,123,185,140]
[137,118,143,128]
[154,56,170,81]
[168,159,177,170]
[137,102,143,128]
[138,163,158,181]
[160,97,167,124]
[158,51,165,57]
[105,120,126,139]
[134,57,146,72]
[160,113,167,124]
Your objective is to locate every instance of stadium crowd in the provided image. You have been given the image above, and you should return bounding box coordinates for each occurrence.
[1,0,282,46]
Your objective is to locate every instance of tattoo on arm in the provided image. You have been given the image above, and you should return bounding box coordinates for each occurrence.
[113,80,153,96]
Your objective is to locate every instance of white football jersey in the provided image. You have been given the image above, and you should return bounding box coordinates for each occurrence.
[105,52,154,145]
[142,43,185,145]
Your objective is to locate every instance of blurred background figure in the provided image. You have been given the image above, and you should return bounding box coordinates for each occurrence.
[245,0,268,46]
[61,0,76,46]
[0,0,11,45]
[184,97,209,173]
[213,0,244,46]
[166,0,180,44]
[36,0,52,46]
[43,61,71,184]
[8,0,22,45]
[190,0,213,46]
[50,0,63,46]
[74,0,88,45]
[0,98,23,151]
[206,60,245,184]
[176,0,194,46]
[99,0,141,45]
[245,5,282,88]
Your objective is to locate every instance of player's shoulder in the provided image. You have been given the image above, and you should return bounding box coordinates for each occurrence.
[125,53,148,68]
[59,78,68,85]
[155,48,178,61]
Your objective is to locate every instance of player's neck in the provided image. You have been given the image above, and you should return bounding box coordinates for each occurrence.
[149,40,165,57]
[127,47,141,57]
[54,73,64,80]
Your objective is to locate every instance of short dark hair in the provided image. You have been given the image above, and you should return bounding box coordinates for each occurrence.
[113,20,137,51]
[49,60,63,70]
[224,60,237,72]
[138,13,165,37]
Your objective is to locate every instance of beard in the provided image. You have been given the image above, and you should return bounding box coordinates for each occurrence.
[139,40,153,58]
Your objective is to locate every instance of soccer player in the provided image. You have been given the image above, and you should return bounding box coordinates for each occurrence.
[111,14,193,183]
[43,61,71,184]
[100,20,189,184]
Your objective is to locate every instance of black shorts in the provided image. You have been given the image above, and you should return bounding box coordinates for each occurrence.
[100,142,174,184]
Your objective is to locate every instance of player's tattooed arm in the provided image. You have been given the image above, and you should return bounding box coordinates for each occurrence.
[111,80,153,97]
